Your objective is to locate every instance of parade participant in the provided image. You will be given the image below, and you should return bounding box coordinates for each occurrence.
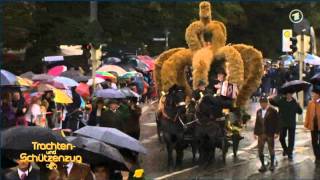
[25,96,42,126]
[254,96,279,172]
[100,99,123,131]
[3,160,40,180]
[1,92,16,128]
[211,69,226,95]
[88,98,106,126]
[192,80,210,102]
[42,91,56,128]
[269,92,302,160]
[91,165,110,180]
[12,91,26,115]
[57,162,94,180]
[125,97,142,140]
[304,85,320,165]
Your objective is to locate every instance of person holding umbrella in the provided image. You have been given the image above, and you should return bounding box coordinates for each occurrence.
[269,85,303,160]
[304,83,320,165]
[88,98,106,126]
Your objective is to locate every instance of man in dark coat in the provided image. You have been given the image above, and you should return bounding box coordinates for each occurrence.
[100,99,124,131]
[269,92,302,160]
[57,162,94,180]
[3,160,40,180]
[254,96,280,172]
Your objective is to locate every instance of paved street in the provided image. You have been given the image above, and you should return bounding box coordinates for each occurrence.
[139,102,320,179]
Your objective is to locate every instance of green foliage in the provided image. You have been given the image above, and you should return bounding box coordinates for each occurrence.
[3,1,320,64]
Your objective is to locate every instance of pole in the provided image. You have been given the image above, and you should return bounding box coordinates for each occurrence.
[90,1,98,93]
[298,32,305,121]
[165,30,169,50]
[90,1,98,22]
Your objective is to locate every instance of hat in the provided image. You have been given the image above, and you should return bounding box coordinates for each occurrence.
[198,80,206,86]
[107,99,119,105]
[259,96,269,103]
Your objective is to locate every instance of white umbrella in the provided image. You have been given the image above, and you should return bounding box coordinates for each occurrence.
[87,77,105,86]
[304,54,320,65]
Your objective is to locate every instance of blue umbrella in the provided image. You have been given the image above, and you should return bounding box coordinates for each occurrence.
[1,69,17,86]
[54,76,79,87]
[95,89,126,99]
[304,54,320,65]
[119,87,141,98]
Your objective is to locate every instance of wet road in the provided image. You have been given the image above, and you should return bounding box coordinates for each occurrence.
[138,102,320,180]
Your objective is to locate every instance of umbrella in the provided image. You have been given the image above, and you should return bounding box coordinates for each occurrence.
[47,81,67,89]
[74,126,147,154]
[310,73,320,84]
[48,65,67,76]
[53,89,73,104]
[304,54,320,65]
[20,71,35,80]
[87,77,105,86]
[72,75,91,83]
[1,69,17,86]
[95,89,126,99]
[103,57,122,64]
[66,136,128,170]
[37,83,56,92]
[137,55,155,71]
[133,59,150,72]
[54,76,79,87]
[119,87,141,98]
[97,65,127,76]
[279,80,311,94]
[119,71,138,80]
[16,76,33,87]
[60,69,82,79]
[1,126,67,154]
[76,83,90,98]
[32,74,54,82]
[96,71,116,80]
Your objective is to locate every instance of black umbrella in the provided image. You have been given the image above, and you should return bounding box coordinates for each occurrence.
[60,69,82,78]
[74,126,147,154]
[1,126,68,151]
[310,73,320,84]
[1,126,68,159]
[72,75,90,82]
[66,136,128,170]
[279,80,311,94]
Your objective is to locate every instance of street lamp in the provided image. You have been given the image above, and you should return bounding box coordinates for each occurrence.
[165,29,170,50]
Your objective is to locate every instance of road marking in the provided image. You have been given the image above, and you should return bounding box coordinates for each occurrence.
[143,122,157,127]
[154,165,199,180]
[141,134,158,144]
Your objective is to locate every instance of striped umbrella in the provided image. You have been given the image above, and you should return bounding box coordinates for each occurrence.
[96,71,116,80]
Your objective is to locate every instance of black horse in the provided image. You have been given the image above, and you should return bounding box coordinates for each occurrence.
[195,95,233,166]
[179,99,200,164]
[159,85,188,170]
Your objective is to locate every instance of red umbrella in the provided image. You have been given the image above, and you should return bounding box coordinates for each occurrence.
[48,65,67,76]
[137,55,155,71]
[76,83,90,98]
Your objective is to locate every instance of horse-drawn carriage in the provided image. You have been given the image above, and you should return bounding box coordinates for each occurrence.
[155,85,245,169]
[153,1,263,170]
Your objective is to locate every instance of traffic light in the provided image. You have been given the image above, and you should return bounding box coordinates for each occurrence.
[290,37,298,53]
